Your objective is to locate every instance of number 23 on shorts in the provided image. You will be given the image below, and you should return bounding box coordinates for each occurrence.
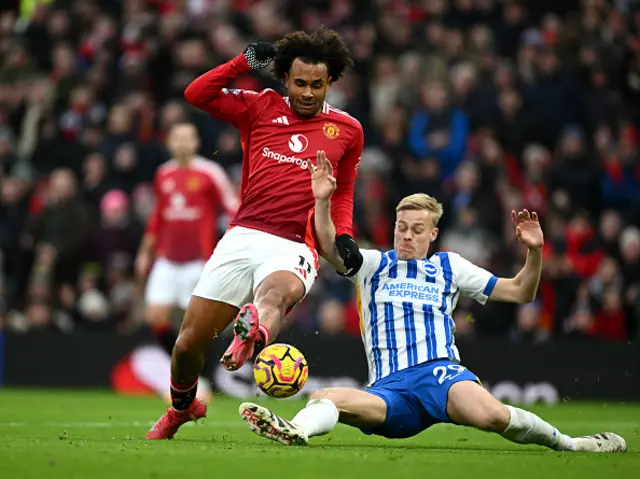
[433,364,475,384]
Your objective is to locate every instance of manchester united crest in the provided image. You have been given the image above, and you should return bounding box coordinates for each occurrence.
[322,122,340,140]
[186,176,200,191]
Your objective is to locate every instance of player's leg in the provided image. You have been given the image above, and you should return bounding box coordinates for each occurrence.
[239,387,387,445]
[170,296,239,407]
[146,297,240,439]
[446,380,572,450]
[142,260,212,403]
[221,270,304,369]
[145,305,177,352]
[222,235,318,370]
[295,387,388,431]
[168,230,255,411]
[447,380,626,452]
[144,258,180,356]
[146,230,253,439]
[254,270,306,339]
[176,260,212,402]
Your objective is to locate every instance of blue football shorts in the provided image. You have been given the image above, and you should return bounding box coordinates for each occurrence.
[361,359,480,439]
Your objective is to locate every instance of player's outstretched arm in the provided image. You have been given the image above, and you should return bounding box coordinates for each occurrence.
[490,210,544,304]
[330,127,364,275]
[330,127,363,238]
[183,43,275,127]
[310,151,349,275]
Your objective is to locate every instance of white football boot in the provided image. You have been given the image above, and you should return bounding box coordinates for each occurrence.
[239,402,309,446]
[572,432,627,452]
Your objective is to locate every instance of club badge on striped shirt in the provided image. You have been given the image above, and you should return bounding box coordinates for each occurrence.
[423,261,441,278]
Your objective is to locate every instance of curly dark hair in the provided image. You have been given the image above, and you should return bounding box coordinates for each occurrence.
[273,26,354,82]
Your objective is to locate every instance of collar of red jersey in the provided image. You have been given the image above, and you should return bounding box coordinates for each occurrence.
[284,97,330,115]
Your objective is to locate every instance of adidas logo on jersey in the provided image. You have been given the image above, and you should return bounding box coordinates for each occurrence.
[272,116,289,125]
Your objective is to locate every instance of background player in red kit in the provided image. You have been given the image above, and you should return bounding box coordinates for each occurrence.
[146,27,364,439]
[135,123,238,401]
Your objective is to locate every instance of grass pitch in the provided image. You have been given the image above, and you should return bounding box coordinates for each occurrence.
[0,389,638,478]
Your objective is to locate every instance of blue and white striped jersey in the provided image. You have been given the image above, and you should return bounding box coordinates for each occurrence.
[351,249,498,386]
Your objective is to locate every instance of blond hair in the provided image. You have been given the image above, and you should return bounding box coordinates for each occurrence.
[396,193,444,225]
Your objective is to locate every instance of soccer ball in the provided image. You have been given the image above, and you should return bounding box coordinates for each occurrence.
[253,343,309,398]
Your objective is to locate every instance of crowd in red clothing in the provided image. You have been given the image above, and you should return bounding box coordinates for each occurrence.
[0,0,638,342]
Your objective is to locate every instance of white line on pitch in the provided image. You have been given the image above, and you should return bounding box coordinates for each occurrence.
[0,421,638,429]
[0,421,241,428]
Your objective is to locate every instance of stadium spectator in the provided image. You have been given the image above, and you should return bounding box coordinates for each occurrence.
[548,125,602,217]
[0,0,637,342]
[27,168,92,287]
[90,189,143,278]
[409,81,469,180]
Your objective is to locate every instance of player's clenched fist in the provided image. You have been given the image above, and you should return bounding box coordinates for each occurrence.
[310,150,336,201]
[243,42,276,70]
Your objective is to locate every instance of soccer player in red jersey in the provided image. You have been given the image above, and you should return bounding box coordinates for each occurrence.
[135,123,238,401]
[146,27,364,439]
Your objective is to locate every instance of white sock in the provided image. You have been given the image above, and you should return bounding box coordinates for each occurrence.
[501,405,576,451]
[291,398,339,438]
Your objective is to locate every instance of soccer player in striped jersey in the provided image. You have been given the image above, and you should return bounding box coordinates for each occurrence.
[238,151,627,453]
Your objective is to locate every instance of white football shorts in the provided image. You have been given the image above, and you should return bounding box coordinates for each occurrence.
[192,226,319,308]
[145,258,205,310]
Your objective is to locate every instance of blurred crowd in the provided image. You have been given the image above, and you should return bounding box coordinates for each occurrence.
[0,0,638,342]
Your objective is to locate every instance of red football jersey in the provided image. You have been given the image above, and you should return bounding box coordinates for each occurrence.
[146,157,239,263]
[184,55,363,245]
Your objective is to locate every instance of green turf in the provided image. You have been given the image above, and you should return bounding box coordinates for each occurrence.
[0,390,638,478]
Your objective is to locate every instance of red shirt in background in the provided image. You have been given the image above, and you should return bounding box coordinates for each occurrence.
[589,308,627,341]
[145,157,239,263]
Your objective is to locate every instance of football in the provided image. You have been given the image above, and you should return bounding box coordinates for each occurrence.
[253,343,309,398]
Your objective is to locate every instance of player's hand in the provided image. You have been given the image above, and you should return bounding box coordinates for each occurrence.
[512,209,544,250]
[135,251,153,279]
[243,42,276,70]
[335,234,363,277]
[310,150,337,201]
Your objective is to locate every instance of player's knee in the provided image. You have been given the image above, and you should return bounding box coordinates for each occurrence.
[256,288,288,311]
[310,388,333,402]
[310,388,384,428]
[255,272,305,311]
[476,403,510,432]
[309,388,350,413]
[173,327,205,357]
[310,388,348,411]
[172,333,191,357]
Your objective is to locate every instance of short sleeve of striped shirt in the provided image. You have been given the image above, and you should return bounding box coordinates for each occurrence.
[349,249,382,285]
[448,252,498,304]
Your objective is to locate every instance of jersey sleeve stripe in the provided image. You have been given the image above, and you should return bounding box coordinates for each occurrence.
[368,252,389,383]
[483,275,498,296]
